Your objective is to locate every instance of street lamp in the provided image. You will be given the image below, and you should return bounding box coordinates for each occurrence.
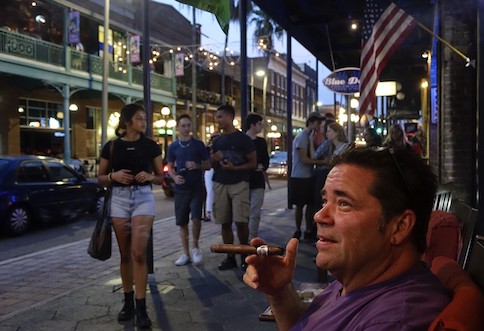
[161,106,171,157]
[250,58,266,113]
[267,124,281,151]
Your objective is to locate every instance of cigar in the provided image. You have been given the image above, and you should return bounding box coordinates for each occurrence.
[210,244,285,256]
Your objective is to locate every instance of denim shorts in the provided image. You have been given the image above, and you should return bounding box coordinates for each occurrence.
[174,185,205,225]
[110,185,155,218]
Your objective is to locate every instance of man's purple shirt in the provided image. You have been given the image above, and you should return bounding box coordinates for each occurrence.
[290,265,450,331]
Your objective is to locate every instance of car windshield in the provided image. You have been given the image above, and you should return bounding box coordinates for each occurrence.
[270,152,287,162]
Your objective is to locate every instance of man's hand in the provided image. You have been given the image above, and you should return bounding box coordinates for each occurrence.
[174,175,185,185]
[243,238,299,296]
[185,161,198,170]
[220,159,235,171]
[211,151,224,162]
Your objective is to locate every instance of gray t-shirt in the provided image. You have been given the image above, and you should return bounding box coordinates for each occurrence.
[291,130,313,178]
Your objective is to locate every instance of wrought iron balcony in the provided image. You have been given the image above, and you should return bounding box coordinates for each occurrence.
[0,28,173,94]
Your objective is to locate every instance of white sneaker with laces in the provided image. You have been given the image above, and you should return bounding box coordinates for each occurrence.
[192,248,203,265]
[175,254,190,266]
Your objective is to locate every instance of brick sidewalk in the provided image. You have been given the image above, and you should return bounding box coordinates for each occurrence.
[0,186,321,330]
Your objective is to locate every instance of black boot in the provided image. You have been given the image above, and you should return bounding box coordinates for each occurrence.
[117,291,135,321]
[135,298,152,328]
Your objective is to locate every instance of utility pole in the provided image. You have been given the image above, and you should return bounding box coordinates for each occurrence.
[191,8,198,138]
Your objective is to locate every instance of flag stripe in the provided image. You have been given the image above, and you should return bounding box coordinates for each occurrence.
[360,11,415,106]
[359,1,416,117]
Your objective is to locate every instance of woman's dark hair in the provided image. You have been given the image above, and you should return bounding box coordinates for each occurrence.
[331,147,437,254]
[244,113,263,132]
[115,103,145,137]
[327,122,347,143]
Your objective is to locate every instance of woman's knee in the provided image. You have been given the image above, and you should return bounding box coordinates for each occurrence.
[131,249,146,264]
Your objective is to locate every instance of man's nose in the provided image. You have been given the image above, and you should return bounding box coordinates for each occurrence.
[314,204,333,225]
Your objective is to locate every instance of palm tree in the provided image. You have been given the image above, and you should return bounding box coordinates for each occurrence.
[220,0,253,104]
[250,6,284,56]
[220,1,283,101]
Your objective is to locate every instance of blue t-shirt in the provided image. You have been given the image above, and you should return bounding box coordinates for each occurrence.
[212,130,255,185]
[290,266,450,331]
[167,138,209,191]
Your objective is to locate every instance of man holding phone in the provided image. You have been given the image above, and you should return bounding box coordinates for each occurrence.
[210,105,257,271]
[167,114,211,266]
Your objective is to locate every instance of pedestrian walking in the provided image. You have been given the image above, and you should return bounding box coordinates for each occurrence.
[167,114,211,266]
[98,103,164,328]
[211,105,256,271]
[245,113,269,240]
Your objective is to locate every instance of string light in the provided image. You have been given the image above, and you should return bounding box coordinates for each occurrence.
[106,33,243,74]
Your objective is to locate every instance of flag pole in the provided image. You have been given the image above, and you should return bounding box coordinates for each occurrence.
[416,21,471,63]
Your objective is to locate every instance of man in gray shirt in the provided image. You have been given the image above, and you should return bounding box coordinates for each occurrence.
[289,112,328,240]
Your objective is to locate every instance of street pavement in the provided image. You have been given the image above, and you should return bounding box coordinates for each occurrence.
[0,185,323,331]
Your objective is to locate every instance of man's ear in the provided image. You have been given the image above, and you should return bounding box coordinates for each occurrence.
[389,210,416,246]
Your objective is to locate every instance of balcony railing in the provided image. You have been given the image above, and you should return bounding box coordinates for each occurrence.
[177,83,223,104]
[0,28,173,94]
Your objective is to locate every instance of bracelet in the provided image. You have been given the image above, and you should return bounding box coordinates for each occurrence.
[107,172,112,182]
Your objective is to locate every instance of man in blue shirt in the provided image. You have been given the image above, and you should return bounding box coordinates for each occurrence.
[167,114,211,266]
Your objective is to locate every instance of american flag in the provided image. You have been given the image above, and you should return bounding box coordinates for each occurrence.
[359,0,416,117]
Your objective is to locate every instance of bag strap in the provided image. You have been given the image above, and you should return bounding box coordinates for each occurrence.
[108,139,116,172]
[105,139,117,190]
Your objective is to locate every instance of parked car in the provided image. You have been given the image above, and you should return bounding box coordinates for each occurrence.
[161,160,174,198]
[0,155,105,236]
[266,151,288,177]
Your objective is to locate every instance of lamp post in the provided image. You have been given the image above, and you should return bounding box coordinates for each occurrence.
[250,58,266,113]
[161,106,170,158]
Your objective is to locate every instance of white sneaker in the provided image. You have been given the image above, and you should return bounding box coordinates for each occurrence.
[175,254,190,266]
[192,248,203,265]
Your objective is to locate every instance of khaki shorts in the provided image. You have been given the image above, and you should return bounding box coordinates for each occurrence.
[213,181,250,224]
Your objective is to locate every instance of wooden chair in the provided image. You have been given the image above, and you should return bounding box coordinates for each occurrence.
[454,201,479,268]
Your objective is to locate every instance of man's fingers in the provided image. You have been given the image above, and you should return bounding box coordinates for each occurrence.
[250,237,267,247]
[284,238,299,267]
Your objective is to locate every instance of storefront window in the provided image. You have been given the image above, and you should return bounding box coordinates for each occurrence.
[19,98,66,129]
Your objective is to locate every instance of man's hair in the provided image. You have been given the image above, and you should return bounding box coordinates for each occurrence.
[177,113,191,125]
[305,111,324,127]
[245,113,263,131]
[217,104,235,118]
[322,119,335,136]
[331,147,437,254]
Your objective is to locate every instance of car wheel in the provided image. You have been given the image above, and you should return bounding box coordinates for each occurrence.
[5,205,31,236]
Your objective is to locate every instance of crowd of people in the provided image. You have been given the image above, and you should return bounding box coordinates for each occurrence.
[98,103,450,330]
[98,104,270,327]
